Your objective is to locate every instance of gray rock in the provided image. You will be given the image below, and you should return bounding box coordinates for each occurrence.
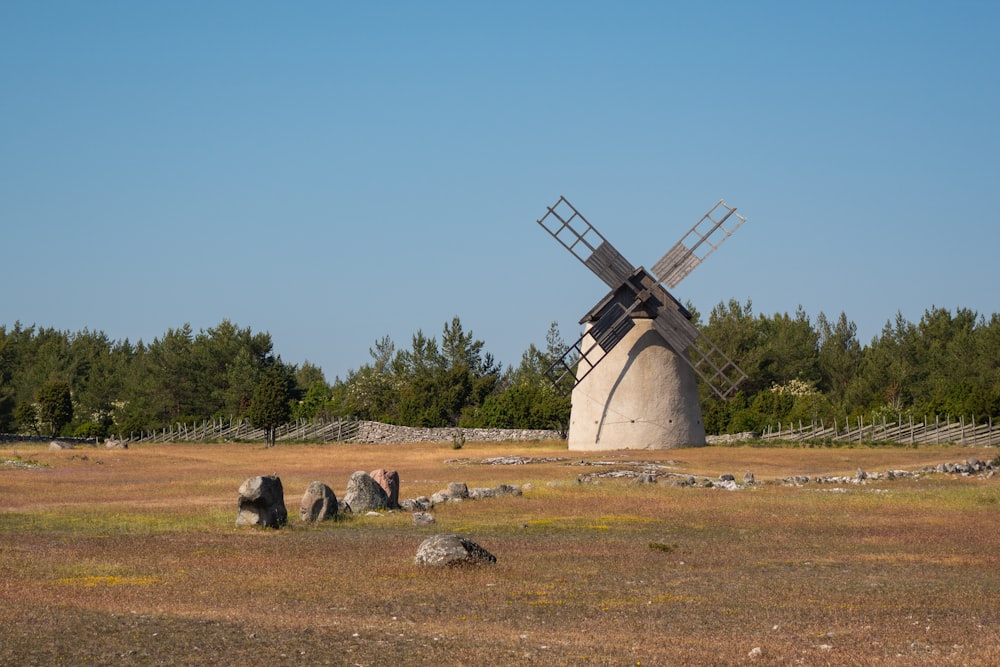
[343,471,390,513]
[400,496,433,511]
[236,475,288,528]
[49,441,73,450]
[299,481,337,522]
[104,439,128,449]
[743,471,755,485]
[414,534,496,567]
[413,512,435,526]
[446,482,469,499]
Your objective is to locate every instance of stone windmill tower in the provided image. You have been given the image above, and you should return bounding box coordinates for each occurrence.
[536,196,748,451]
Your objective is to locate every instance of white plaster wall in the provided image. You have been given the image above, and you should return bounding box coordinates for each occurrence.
[568,318,707,450]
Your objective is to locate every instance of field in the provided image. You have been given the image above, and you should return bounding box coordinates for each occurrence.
[1,440,998,666]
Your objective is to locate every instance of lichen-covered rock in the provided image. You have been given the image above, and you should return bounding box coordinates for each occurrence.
[413,512,435,526]
[414,534,496,567]
[446,482,469,499]
[400,497,433,511]
[236,475,287,528]
[300,481,337,522]
[343,471,390,513]
[369,469,400,508]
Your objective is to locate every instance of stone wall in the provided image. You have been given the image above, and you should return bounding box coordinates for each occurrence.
[353,421,563,444]
[0,433,98,445]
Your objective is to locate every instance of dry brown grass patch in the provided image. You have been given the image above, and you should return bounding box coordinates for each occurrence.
[1,440,998,664]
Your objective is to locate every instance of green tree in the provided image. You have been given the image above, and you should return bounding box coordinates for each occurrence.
[36,380,73,437]
[816,311,863,413]
[477,321,572,430]
[247,366,292,447]
[12,401,36,434]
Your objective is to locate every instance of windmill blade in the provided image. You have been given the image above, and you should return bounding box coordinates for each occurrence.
[544,299,640,395]
[649,309,748,399]
[537,196,635,289]
[650,200,747,289]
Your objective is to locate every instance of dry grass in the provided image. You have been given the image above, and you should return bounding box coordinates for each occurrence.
[1,440,998,665]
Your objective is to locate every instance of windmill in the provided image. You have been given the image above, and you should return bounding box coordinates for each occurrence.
[536,196,748,450]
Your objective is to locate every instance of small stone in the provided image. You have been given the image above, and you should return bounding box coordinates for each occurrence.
[413,512,435,526]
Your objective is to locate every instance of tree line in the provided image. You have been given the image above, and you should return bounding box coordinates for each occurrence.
[1,303,997,440]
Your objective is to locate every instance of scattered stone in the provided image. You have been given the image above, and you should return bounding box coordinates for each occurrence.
[631,473,657,485]
[343,471,390,513]
[49,441,73,450]
[492,484,522,497]
[413,512,435,526]
[720,473,736,482]
[414,534,496,567]
[400,497,433,511]
[478,456,569,465]
[748,647,762,659]
[743,471,756,485]
[104,439,128,449]
[299,481,337,522]
[236,475,288,528]
[369,469,400,508]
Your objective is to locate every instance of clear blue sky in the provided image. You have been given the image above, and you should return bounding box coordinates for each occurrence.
[3,2,998,381]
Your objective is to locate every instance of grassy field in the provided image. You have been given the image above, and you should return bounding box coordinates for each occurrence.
[1,440,998,665]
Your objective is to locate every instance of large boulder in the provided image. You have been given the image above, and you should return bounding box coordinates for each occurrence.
[300,481,337,522]
[343,471,390,513]
[236,475,288,528]
[415,534,496,567]
[369,469,400,508]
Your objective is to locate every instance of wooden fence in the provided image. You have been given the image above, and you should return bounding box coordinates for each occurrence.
[122,414,997,447]
[761,414,997,446]
[125,417,362,444]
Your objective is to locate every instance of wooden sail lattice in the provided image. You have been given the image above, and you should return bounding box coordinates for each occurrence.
[537,195,748,398]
